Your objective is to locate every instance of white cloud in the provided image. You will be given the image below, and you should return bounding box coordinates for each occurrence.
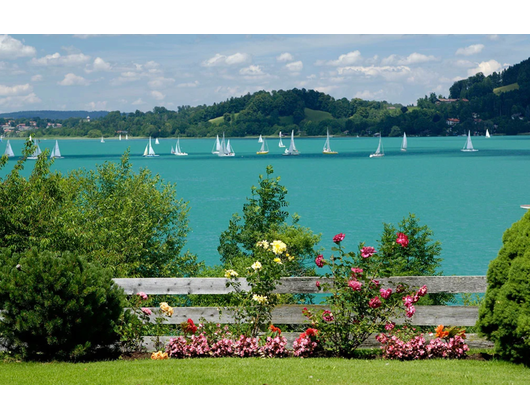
[456,44,485,56]
[354,89,385,100]
[86,101,107,110]
[0,35,36,59]
[132,98,145,105]
[148,77,176,88]
[0,83,33,96]
[151,90,166,100]
[285,61,303,72]
[277,52,294,62]
[30,74,43,82]
[202,52,251,67]
[31,52,91,67]
[58,73,90,86]
[239,65,265,76]
[320,51,362,66]
[467,59,503,76]
[382,53,437,65]
[177,80,199,88]
[337,65,412,81]
[91,57,112,72]
[110,71,141,85]
[313,85,341,94]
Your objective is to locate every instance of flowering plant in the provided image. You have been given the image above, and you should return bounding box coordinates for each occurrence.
[225,239,293,337]
[376,324,469,360]
[307,234,428,357]
[117,291,153,353]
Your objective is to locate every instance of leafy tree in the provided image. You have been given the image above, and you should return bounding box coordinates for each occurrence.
[218,165,321,275]
[476,211,530,364]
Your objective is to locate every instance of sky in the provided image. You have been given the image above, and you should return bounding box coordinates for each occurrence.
[1,2,529,114]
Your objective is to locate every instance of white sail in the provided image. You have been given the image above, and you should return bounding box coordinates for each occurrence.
[461,130,478,152]
[126,134,128,140]
[155,138,160,145]
[218,133,234,157]
[370,135,384,158]
[28,135,41,159]
[257,137,269,154]
[101,136,105,143]
[283,130,299,155]
[485,129,490,138]
[401,132,407,151]
[258,134,263,143]
[171,145,175,154]
[4,139,14,157]
[212,135,221,154]
[323,128,337,154]
[119,134,122,141]
[279,131,285,148]
[50,140,63,159]
[143,137,158,157]
[175,137,188,156]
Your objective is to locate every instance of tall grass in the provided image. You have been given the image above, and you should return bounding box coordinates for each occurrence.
[1,356,529,385]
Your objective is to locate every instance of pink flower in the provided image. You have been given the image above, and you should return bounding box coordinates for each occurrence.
[371,279,380,287]
[380,288,392,299]
[333,233,345,244]
[369,296,382,309]
[315,281,321,288]
[136,292,148,300]
[417,285,428,297]
[385,322,395,331]
[351,267,363,274]
[361,246,376,258]
[396,232,409,248]
[322,310,334,322]
[348,280,362,291]
[406,305,416,318]
[141,307,152,316]
[402,295,414,307]
[315,254,324,268]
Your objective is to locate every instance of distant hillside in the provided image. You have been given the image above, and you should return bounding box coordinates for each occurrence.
[0,110,109,120]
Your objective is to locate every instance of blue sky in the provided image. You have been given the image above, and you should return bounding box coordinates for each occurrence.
[1,3,529,113]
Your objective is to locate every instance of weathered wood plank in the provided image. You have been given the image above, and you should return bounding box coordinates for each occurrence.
[140,305,479,326]
[114,276,487,295]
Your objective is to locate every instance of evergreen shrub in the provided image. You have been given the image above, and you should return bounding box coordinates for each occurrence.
[0,248,125,360]
[476,211,530,364]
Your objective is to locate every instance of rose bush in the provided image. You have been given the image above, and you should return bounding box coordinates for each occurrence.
[307,234,428,357]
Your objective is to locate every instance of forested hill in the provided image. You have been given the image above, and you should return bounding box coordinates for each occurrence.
[2,56,530,138]
[0,110,109,120]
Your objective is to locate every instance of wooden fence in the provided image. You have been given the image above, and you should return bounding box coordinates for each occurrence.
[114,275,494,350]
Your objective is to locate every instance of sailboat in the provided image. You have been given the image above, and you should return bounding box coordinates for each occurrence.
[323,129,338,154]
[218,133,235,157]
[278,131,285,148]
[119,134,122,141]
[370,135,384,158]
[50,140,64,159]
[485,129,491,138]
[257,137,269,155]
[283,130,300,156]
[155,138,160,145]
[143,136,158,157]
[461,130,478,152]
[125,134,128,140]
[27,135,41,160]
[174,137,188,156]
[258,134,264,144]
[3,139,14,157]
[401,132,407,152]
[100,136,105,143]
[212,135,221,154]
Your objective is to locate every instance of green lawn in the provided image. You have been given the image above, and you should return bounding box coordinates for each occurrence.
[493,83,520,95]
[2,355,529,385]
[303,108,333,122]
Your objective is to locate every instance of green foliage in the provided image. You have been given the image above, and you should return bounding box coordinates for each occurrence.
[0,248,124,361]
[477,211,530,364]
[0,140,200,278]
[218,165,321,275]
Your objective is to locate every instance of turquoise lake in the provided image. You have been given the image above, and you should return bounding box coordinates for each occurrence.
[2,135,530,276]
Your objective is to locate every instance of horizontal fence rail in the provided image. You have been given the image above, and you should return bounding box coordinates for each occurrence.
[114,276,492,349]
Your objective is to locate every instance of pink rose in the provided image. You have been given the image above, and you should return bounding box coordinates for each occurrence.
[396,232,409,248]
[406,305,416,318]
[333,233,345,244]
[369,296,381,309]
[402,295,414,307]
[361,246,376,258]
[315,254,324,268]
[385,322,395,331]
[348,280,362,291]
[136,292,148,300]
[316,281,321,288]
[322,310,334,322]
[417,285,428,297]
[141,307,152,316]
[380,288,392,299]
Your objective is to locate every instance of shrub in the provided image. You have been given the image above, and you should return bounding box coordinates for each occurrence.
[476,211,530,364]
[0,248,125,361]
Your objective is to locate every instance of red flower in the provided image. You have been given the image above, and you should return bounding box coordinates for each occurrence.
[361,246,376,258]
[305,328,318,337]
[380,288,392,299]
[269,325,282,334]
[182,318,198,334]
[315,254,324,268]
[396,232,409,248]
[417,285,428,297]
[369,296,382,308]
[333,233,345,244]
[316,281,321,288]
[348,280,362,291]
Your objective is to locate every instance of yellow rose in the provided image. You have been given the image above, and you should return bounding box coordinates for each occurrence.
[251,261,262,271]
[271,240,287,255]
[252,294,268,304]
[274,257,282,265]
[256,240,270,249]
[224,269,238,279]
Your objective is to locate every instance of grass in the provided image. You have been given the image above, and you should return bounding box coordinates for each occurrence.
[2,353,530,385]
[303,108,333,122]
[493,83,520,95]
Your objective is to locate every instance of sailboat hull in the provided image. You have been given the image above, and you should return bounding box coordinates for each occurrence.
[369,154,384,158]
[323,150,338,155]
[461,149,478,152]
[257,151,269,155]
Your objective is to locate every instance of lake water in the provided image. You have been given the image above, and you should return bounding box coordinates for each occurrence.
[3,135,530,275]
